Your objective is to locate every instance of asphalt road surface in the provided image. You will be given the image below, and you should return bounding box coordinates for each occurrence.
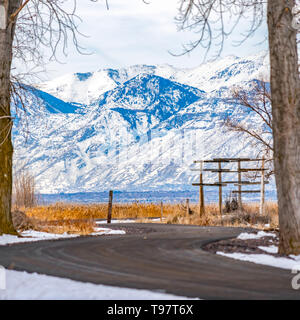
[0,223,299,299]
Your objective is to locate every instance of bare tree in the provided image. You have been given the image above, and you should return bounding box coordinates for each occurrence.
[0,0,102,235]
[175,1,265,59]
[13,170,37,209]
[224,80,274,176]
[0,0,22,235]
[176,0,300,255]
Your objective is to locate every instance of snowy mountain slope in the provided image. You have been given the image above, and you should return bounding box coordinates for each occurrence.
[12,85,81,118]
[38,70,118,105]
[13,52,273,195]
[97,74,204,119]
[38,51,269,105]
[26,86,82,114]
[172,51,270,92]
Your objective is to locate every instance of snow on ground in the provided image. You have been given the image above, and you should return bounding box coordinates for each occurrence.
[0,231,77,245]
[0,228,194,300]
[0,228,125,246]
[92,227,126,235]
[217,251,300,270]
[96,219,137,224]
[258,245,278,254]
[0,269,196,300]
[217,231,300,270]
[96,218,164,225]
[237,231,277,240]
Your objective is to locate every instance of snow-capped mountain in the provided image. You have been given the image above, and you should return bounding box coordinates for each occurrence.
[97,74,204,120]
[13,51,273,195]
[38,51,269,103]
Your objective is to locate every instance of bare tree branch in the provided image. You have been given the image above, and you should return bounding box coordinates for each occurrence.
[10,0,30,22]
[174,1,266,59]
[224,79,273,176]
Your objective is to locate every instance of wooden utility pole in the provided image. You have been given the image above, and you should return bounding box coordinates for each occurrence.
[186,198,190,216]
[192,158,269,217]
[218,162,222,216]
[160,201,163,222]
[107,190,113,224]
[199,161,205,216]
[237,160,242,209]
[260,157,265,215]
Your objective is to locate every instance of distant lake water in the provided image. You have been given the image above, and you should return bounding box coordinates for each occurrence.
[39,190,277,205]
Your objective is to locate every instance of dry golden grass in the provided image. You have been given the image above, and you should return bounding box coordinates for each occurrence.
[26,202,166,221]
[12,210,95,235]
[31,219,96,235]
[25,202,165,235]
[25,201,278,231]
[165,201,278,229]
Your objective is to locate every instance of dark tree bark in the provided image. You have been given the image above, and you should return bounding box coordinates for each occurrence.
[267,0,300,254]
[0,0,21,235]
[0,0,96,235]
[177,0,300,255]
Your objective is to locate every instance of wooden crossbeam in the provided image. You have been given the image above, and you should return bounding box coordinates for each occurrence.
[202,169,231,172]
[193,169,268,173]
[197,169,267,173]
[194,158,268,163]
[234,181,269,186]
[213,157,251,162]
[191,168,231,172]
[239,168,268,172]
[223,181,250,184]
[192,183,227,187]
[192,181,269,186]
[232,190,261,193]
[194,160,230,163]
[213,158,266,162]
[211,159,231,163]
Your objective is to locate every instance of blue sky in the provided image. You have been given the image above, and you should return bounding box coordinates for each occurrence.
[41,0,268,80]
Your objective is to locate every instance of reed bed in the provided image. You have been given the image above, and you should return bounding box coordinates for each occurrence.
[25,201,278,230]
[32,219,96,235]
[26,202,164,221]
[12,209,95,235]
[165,202,278,229]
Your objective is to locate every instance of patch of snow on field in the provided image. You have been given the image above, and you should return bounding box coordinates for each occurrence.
[0,270,196,300]
[0,228,125,246]
[237,231,276,240]
[217,251,300,270]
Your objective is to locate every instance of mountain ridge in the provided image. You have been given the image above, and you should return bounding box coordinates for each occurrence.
[13,51,273,195]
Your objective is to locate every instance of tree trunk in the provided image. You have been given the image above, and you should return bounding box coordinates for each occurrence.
[0,0,21,235]
[267,0,300,254]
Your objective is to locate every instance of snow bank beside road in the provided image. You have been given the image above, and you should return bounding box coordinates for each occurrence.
[0,269,195,300]
[217,231,300,270]
[217,251,300,270]
[0,228,125,246]
[237,231,276,240]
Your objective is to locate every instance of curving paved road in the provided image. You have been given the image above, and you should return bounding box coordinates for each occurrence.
[0,223,299,299]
